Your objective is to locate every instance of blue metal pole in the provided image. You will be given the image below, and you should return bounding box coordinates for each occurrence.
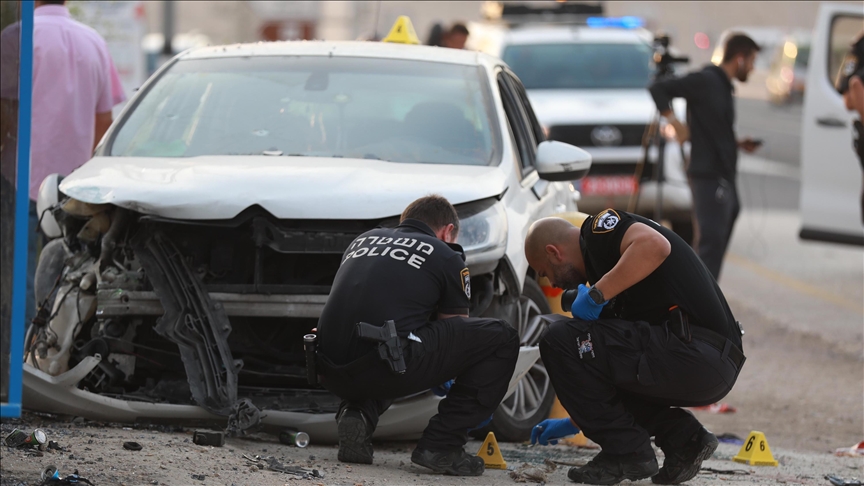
[1,0,34,418]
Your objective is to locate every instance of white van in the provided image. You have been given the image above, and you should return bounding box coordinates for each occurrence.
[799,3,863,245]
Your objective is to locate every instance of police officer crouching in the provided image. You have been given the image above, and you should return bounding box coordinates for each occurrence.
[525,209,745,485]
[316,195,520,476]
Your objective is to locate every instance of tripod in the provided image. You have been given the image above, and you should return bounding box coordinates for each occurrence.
[627,34,689,225]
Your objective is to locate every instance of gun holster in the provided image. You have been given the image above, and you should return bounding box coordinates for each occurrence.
[668,307,692,343]
[355,320,407,375]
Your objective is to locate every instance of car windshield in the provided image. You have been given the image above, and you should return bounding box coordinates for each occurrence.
[109,56,499,166]
[502,43,654,89]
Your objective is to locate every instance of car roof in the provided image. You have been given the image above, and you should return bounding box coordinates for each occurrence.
[503,25,653,45]
[179,40,501,68]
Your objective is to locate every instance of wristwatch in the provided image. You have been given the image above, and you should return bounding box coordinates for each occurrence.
[588,286,605,305]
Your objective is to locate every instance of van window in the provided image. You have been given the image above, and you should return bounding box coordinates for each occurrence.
[828,16,864,86]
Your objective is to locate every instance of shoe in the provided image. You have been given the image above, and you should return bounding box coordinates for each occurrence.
[411,447,486,476]
[337,409,373,464]
[568,452,659,485]
[652,428,719,484]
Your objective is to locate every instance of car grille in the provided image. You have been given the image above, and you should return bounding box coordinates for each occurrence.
[548,124,647,147]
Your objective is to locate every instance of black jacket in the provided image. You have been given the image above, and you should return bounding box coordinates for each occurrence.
[649,65,738,181]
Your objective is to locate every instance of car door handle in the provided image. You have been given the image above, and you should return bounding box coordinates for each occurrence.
[816,117,846,128]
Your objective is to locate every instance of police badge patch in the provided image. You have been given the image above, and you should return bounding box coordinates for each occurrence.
[577,333,595,360]
[593,209,620,234]
[461,268,471,299]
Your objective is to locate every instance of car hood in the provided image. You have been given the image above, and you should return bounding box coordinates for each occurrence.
[527,89,657,125]
[59,156,507,220]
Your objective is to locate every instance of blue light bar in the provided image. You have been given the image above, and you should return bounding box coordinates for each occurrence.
[586,16,645,29]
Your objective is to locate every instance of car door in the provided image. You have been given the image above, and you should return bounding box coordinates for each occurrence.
[501,70,568,216]
[799,3,864,245]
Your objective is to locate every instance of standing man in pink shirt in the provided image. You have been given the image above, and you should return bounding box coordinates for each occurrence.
[0,0,126,325]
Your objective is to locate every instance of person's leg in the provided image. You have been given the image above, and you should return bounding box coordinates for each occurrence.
[336,398,391,465]
[619,394,702,451]
[689,177,735,280]
[411,317,520,452]
[539,318,656,461]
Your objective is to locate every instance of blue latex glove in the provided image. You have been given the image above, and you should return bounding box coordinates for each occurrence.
[570,284,608,321]
[531,418,580,446]
[431,379,454,397]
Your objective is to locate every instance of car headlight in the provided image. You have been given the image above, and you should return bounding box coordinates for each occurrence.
[457,202,508,258]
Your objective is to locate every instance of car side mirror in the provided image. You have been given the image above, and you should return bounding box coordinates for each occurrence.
[535,141,591,181]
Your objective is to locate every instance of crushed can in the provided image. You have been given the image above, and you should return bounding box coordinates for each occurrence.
[4,428,47,448]
[279,428,310,448]
[41,465,60,481]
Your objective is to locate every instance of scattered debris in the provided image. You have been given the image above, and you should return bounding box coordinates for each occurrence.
[835,441,864,457]
[509,460,557,483]
[717,433,745,445]
[193,430,225,447]
[191,474,207,481]
[279,428,310,448]
[39,468,94,485]
[701,467,751,475]
[122,441,143,451]
[226,398,262,437]
[5,428,48,448]
[243,454,323,479]
[47,441,65,452]
[826,475,863,486]
[691,402,737,414]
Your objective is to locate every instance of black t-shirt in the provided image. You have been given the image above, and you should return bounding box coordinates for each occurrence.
[317,219,471,365]
[581,209,741,347]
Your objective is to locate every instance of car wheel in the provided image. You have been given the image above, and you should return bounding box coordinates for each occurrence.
[486,277,556,442]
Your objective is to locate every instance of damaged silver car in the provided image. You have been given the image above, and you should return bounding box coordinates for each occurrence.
[23,40,590,442]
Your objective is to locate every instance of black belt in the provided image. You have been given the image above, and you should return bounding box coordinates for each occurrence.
[690,326,746,370]
[318,339,412,380]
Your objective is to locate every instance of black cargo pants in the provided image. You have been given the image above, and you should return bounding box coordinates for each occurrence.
[540,318,742,460]
[320,317,520,452]
[690,176,740,281]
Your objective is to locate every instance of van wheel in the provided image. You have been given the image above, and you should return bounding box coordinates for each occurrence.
[482,277,556,442]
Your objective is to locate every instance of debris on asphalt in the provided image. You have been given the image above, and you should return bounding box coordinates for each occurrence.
[191,473,207,481]
[826,474,863,486]
[834,441,864,457]
[46,440,65,452]
[5,428,48,448]
[718,433,746,445]
[691,402,737,414]
[39,468,95,485]
[122,441,142,451]
[193,430,225,447]
[226,398,262,437]
[243,453,323,479]
[509,459,557,483]
[279,428,310,448]
[700,467,751,475]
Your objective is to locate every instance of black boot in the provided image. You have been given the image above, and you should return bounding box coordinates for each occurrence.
[652,427,718,484]
[337,408,374,464]
[568,451,659,485]
[411,447,486,476]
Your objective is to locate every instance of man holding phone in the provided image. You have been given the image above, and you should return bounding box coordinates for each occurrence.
[649,34,761,280]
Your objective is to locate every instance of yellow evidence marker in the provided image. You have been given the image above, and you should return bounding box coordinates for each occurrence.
[476,431,507,469]
[733,431,779,466]
[382,16,420,45]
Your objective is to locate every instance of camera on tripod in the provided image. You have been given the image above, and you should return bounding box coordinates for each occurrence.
[652,34,689,79]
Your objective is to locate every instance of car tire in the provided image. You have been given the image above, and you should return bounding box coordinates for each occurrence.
[481,277,556,442]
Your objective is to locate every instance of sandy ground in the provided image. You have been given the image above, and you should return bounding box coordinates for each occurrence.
[1,416,862,486]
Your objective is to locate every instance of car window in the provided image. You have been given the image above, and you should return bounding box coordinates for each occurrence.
[828,16,864,87]
[504,72,545,144]
[497,72,534,173]
[109,57,500,166]
[502,42,654,89]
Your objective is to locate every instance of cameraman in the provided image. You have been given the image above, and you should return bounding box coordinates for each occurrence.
[649,34,761,280]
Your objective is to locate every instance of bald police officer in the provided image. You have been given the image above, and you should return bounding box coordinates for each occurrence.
[316,195,519,476]
[524,209,745,485]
